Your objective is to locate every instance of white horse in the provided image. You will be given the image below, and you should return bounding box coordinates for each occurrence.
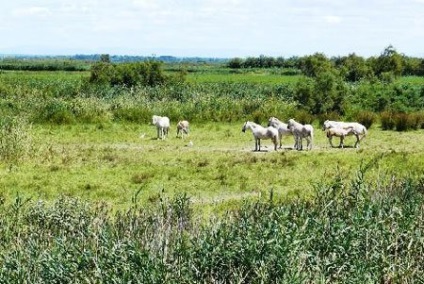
[152,115,170,140]
[242,121,279,151]
[267,117,295,149]
[326,127,357,148]
[322,120,367,148]
[176,120,190,139]
[287,119,314,150]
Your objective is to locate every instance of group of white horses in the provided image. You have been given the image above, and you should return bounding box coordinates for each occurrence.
[152,114,367,151]
[242,117,367,151]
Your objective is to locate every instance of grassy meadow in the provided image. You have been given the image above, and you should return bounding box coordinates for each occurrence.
[1,120,424,214]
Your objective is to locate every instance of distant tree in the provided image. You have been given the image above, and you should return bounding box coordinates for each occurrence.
[402,56,422,76]
[100,54,111,63]
[89,62,114,84]
[293,71,347,115]
[227,58,243,69]
[299,53,335,77]
[89,61,166,87]
[371,45,403,78]
[243,57,259,68]
[337,53,372,82]
[258,55,275,68]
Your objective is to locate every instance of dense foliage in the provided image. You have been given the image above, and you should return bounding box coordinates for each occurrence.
[1,52,424,130]
[88,61,168,87]
[0,163,423,282]
[228,46,424,80]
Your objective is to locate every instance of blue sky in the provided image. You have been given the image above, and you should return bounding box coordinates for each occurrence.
[1,0,424,58]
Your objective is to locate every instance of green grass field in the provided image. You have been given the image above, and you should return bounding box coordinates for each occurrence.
[2,121,423,215]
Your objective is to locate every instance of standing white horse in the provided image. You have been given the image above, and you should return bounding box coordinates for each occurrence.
[325,126,357,148]
[267,117,295,149]
[322,120,367,148]
[152,115,170,140]
[287,119,314,150]
[242,121,279,151]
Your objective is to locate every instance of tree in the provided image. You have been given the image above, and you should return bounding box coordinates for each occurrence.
[89,61,167,87]
[227,58,243,69]
[371,45,403,78]
[337,53,372,82]
[100,54,111,63]
[299,53,335,77]
[293,71,347,115]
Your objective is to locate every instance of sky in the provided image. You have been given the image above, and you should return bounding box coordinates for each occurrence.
[1,0,424,58]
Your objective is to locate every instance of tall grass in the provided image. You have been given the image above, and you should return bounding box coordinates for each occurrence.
[0,164,424,282]
[0,116,32,167]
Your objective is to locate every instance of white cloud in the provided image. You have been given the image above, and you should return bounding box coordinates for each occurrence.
[12,6,51,17]
[324,15,342,24]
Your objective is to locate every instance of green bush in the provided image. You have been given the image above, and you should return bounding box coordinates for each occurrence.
[394,112,418,131]
[89,61,169,88]
[294,109,315,124]
[380,111,395,130]
[408,112,424,130]
[355,111,377,129]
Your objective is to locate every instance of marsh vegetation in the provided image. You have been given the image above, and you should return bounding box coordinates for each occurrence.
[1,51,424,281]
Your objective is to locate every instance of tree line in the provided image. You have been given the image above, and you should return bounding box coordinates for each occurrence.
[227,46,424,81]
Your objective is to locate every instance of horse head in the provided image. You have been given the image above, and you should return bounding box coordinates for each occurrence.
[242,122,248,133]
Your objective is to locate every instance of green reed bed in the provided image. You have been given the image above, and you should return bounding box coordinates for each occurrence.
[0,163,423,283]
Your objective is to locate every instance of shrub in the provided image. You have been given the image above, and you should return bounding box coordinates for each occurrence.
[355,111,377,129]
[380,111,395,130]
[293,109,315,124]
[394,112,418,131]
[408,112,424,130]
[89,61,168,88]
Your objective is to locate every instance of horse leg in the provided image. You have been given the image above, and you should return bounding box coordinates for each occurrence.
[258,139,261,151]
[328,136,334,147]
[354,134,359,148]
[297,137,303,151]
[340,136,344,148]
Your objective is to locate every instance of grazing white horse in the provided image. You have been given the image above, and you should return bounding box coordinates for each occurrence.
[322,120,367,148]
[242,121,279,151]
[152,115,170,140]
[176,120,190,139]
[287,119,314,150]
[267,117,295,149]
[326,127,357,148]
